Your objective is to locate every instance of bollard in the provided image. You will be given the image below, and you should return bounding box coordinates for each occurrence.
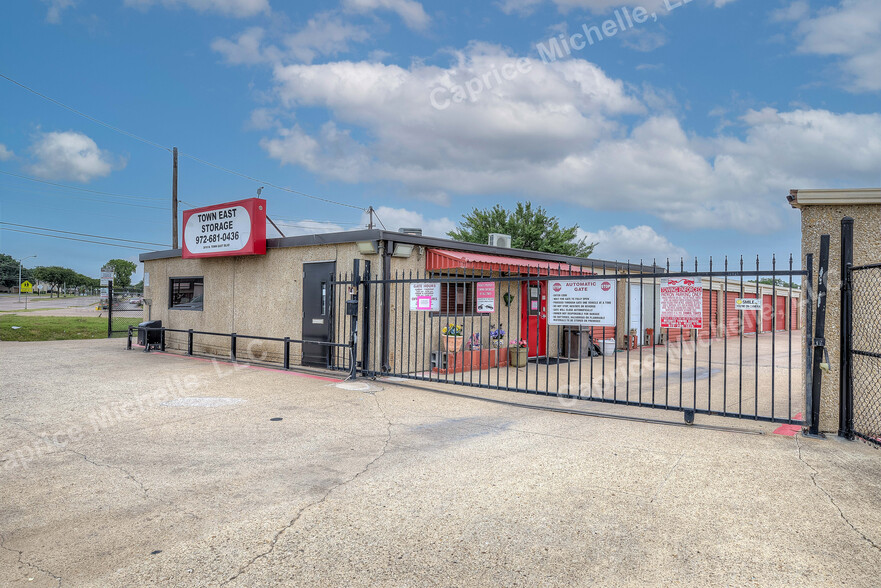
[188,329,194,356]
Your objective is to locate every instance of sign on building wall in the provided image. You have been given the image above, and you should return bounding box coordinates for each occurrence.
[182,198,267,259]
[410,282,440,311]
[476,282,495,313]
[735,298,762,311]
[547,279,617,326]
[660,278,703,329]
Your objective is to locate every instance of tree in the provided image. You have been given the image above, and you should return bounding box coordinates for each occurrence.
[33,266,77,297]
[0,253,34,289]
[448,202,596,257]
[104,259,137,289]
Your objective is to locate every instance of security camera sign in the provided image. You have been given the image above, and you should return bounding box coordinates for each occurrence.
[548,280,616,326]
[660,278,703,329]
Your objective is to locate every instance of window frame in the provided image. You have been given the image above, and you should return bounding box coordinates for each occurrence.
[168,276,204,311]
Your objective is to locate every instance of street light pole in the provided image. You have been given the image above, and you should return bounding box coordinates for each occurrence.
[18,255,36,303]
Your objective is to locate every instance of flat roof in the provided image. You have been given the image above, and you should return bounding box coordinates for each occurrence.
[788,188,881,208]
[139,229,657,272]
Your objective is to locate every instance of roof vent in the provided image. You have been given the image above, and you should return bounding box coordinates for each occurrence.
[488,233,512,248]
[399,227,422,236]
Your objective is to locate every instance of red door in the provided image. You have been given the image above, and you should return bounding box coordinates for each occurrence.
[776,296,787,330]
[762,295,773,332]
[521,280,547,357]
[742,293,758,334]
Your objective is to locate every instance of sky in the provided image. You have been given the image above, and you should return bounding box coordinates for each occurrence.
[1,0,879,280]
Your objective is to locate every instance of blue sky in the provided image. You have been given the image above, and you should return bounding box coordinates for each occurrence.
[1,0,879,279]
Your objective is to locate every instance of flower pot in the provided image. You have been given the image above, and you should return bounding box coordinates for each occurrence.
[508,346,528,367]
[491,339,504,348]
[443,335,464,352]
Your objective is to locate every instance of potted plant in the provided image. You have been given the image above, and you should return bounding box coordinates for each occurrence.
[489,324,506,348]
[508,338,528,367]
[441,323,464,352]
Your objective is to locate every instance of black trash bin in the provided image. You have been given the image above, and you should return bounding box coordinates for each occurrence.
[137,320,162,347]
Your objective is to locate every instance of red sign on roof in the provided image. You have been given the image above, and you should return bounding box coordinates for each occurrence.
[182,198,267,259]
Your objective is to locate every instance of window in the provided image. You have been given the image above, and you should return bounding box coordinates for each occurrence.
[439,282,476,315]
[169,277,204,310]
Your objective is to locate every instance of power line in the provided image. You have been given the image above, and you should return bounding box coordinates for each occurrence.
[177,152,367,211]
[0,170,166,201]
[0,228,154,251]
[0,184,169,210]
[0,72,172,153]
[1,71,368,213]
[0,221,169,247]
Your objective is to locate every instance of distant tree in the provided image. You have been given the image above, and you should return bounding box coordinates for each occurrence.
[104,259,137,289]
[0,253,35,289]
[33,266,77,297]
[448,202,596,257]
[755,277,799,289]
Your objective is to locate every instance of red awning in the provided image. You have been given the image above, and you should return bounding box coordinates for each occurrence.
[425,248,592,276]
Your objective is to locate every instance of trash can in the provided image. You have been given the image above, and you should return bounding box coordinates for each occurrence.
[562,327,582,358]
[137,320,162,346]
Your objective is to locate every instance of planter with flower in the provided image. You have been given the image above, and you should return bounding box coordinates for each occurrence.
[489,324,506,348]
[508,338,528,367]
[441,323,464,352]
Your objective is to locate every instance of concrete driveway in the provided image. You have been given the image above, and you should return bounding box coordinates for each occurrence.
[1,339,879,587]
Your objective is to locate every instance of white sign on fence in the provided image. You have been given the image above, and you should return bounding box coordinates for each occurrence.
[547,279,617,326]
[735,297,762,311]
[409,282,440,311]
[660,278,703,329]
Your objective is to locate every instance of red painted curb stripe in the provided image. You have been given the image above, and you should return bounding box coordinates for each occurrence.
[772,412,803,436]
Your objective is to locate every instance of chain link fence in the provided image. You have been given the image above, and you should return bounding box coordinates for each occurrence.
[850,265,881,446]
[108,286,145,337]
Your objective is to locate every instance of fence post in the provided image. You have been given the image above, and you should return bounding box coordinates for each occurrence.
[188,329,194,356]
[127,325,132,350]
[230,333,237,362]
[283,337,290,370]
[361,259,371,376]
[839,217,854,439]
[804,254,815,435]
[350,259,360,380]
[107,280,113,338]
[809,235,830,436]
[159,328,166,352]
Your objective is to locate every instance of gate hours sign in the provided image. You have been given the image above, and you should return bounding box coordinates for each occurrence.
[660,278,703,329]
[547,280,616,326]
[410,282,440,311]
[182,198,267,259]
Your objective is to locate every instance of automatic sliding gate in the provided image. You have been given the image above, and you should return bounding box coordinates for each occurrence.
[332,255,809,425]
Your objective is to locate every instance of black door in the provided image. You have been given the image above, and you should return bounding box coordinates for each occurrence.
[302,262,335,367]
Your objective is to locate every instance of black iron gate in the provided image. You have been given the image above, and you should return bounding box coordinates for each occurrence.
[332,255,810,425]
[107,281,145,337]
[843,261,881,446]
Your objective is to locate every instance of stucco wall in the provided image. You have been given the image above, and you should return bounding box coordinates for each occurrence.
[800,204,881,433]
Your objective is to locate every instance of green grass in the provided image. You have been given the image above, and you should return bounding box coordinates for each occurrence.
[0,314,124,341]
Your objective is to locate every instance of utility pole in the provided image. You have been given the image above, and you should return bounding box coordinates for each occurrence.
[367,206,374,230]
[172,147,179,249]
[18,254,36,303]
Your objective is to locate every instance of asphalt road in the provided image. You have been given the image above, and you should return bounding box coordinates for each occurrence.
[1,339,880,587]
[0,294,101,312]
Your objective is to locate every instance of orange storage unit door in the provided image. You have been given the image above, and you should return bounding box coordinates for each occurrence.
[724,291,740,336]
[742,293,758,334]
[775,296,787,330]
[761,294,773,332]
[790,298,799,330]
[699,289,717,339]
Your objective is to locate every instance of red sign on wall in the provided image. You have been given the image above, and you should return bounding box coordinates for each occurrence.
[660,278,703,329]
[182,198,267,259]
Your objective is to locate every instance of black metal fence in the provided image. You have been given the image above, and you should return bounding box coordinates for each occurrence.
[334,255,808,425]
[107,282,145,337]
[845,262,881,446]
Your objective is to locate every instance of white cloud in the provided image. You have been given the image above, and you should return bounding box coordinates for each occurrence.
[788,0,881,92]
[772,0,809,22]
[212,13,370,66]
[498,0,734,15]
[124,0,269,18]
[577,225,687,262]
[0,144,13,161]
[271,219,348,236]
[342,0,430,30]
[28,131,121,182]
[252,43,880,234]
[362,206,455,237]
[42,0,75,23]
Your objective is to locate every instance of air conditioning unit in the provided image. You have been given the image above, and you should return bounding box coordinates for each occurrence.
[488,233,512,248]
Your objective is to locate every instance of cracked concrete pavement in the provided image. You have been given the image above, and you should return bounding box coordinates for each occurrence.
[1,339,880,586]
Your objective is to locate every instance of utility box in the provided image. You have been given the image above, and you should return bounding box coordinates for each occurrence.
[137,320,162,346]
